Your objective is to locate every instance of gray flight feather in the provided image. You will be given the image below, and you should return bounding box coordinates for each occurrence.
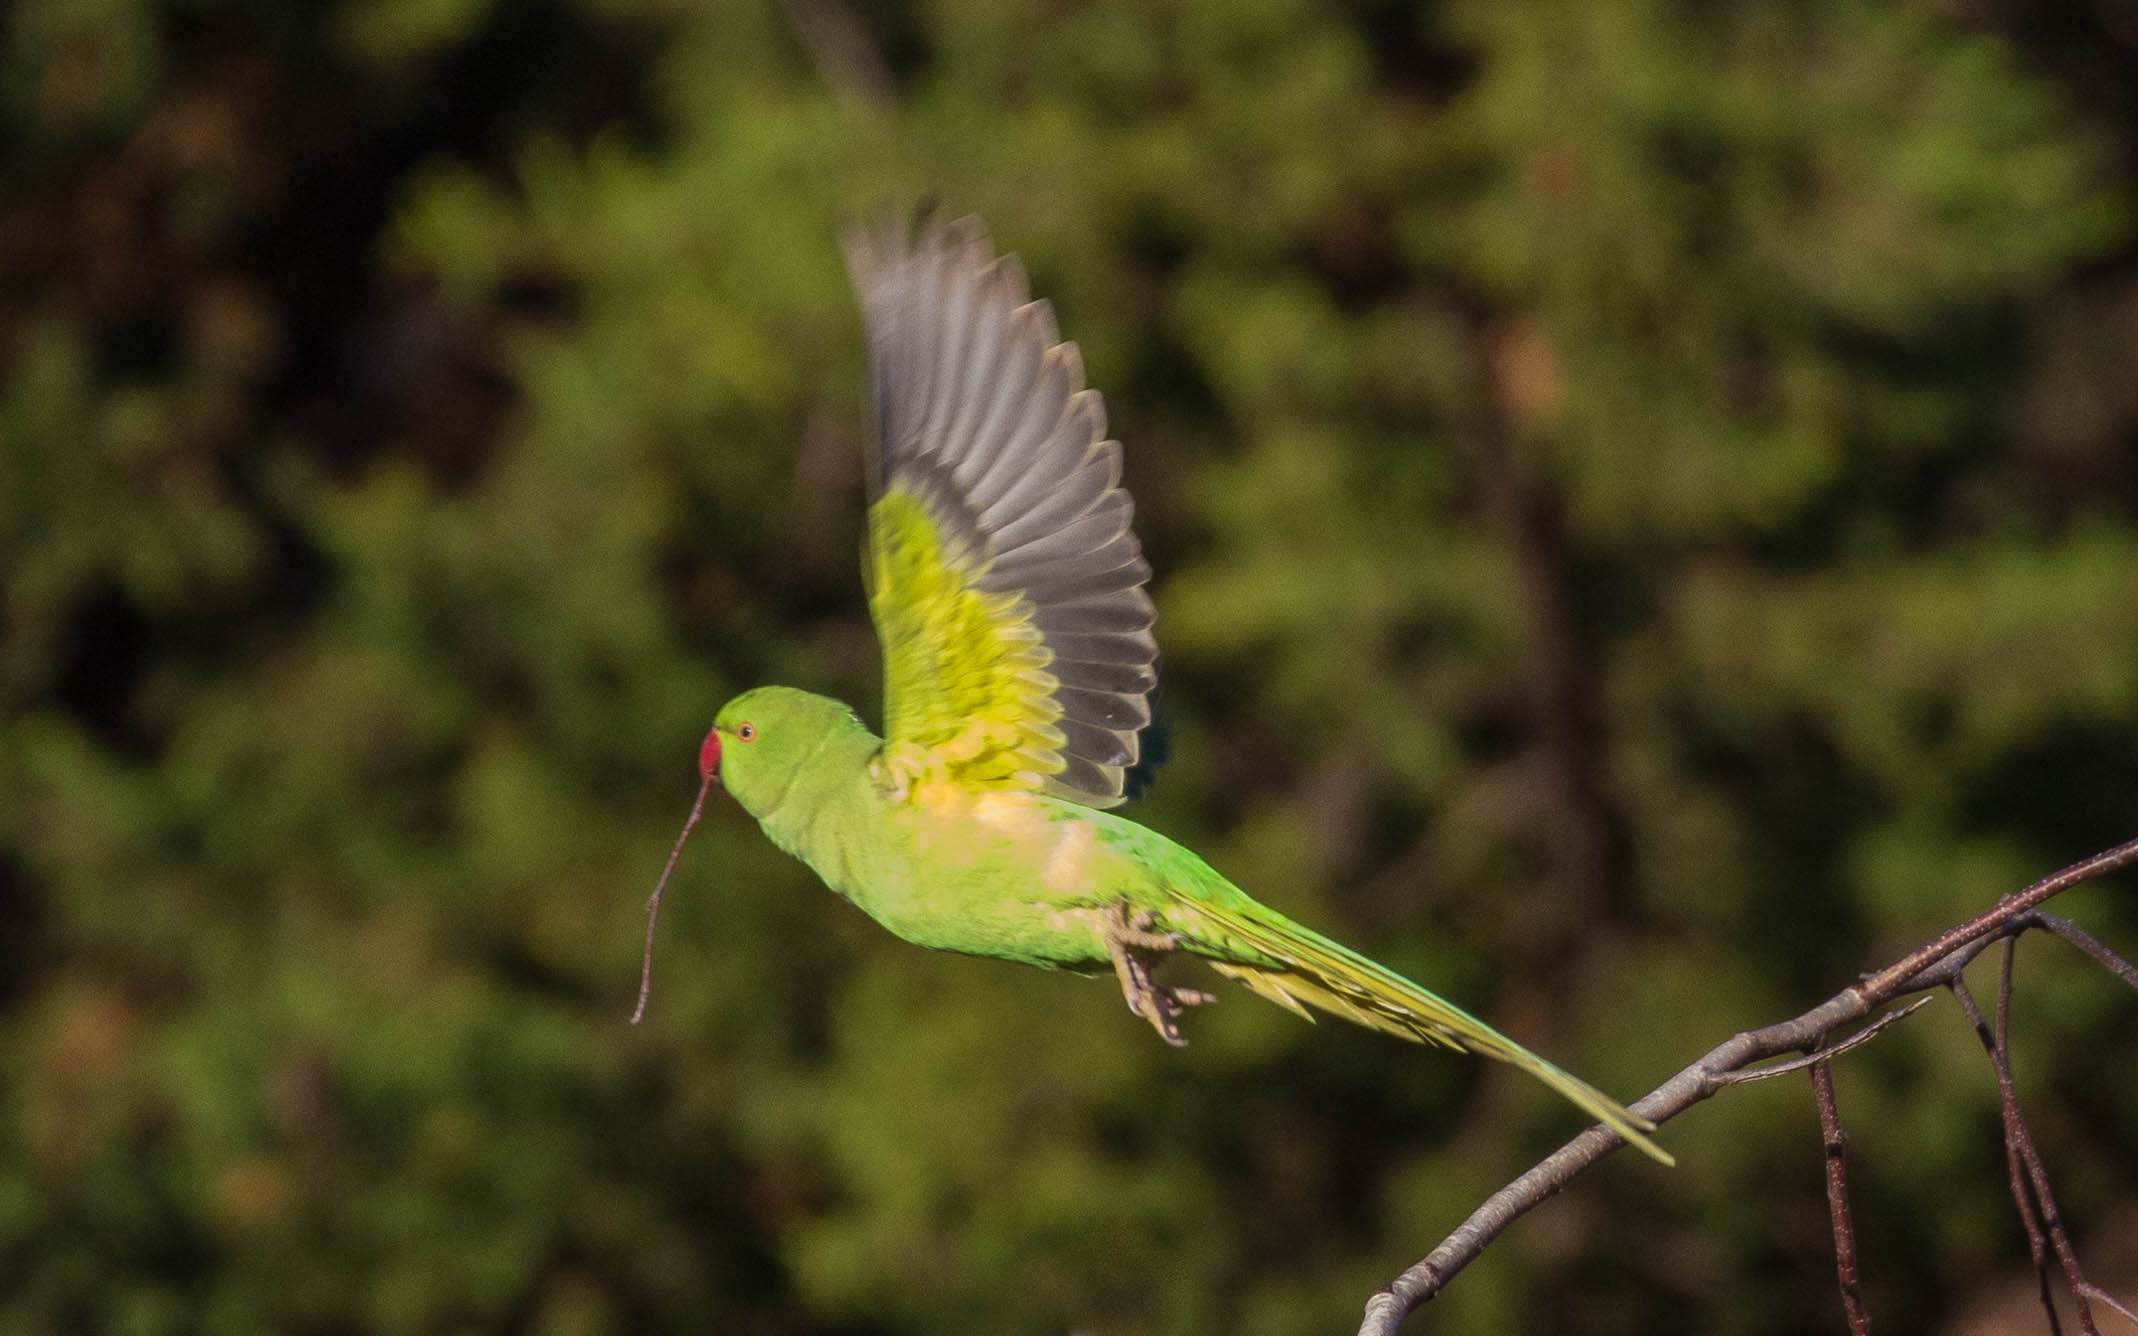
[844,212,1161,808]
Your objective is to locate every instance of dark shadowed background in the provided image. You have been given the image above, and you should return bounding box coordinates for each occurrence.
[5,1,2138,1332]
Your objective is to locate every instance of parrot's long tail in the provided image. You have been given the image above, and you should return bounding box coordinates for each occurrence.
[1189,899,1675,1166]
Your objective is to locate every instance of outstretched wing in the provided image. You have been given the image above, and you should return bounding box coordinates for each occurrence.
[845,212,1158,807]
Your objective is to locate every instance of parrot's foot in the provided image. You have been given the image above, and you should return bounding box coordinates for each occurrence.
[1103,905,1214,1048]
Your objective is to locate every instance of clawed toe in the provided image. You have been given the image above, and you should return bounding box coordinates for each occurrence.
[1103,904,1214,1046]
[1137,983,1217,1047]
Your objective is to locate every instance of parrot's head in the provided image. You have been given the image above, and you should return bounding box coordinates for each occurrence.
[631,684,867,1026]
[705,685,865,819]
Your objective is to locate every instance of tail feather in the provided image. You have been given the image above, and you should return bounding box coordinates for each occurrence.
[1185,900,1675,1167]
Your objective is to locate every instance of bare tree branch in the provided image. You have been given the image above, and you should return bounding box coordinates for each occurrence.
[1863,837,2138,994]
[1714,999,1932,1087]
[1951,960,2115,1335]
[2028,913,2138,993]
[2079,1284,2138,1329]
[1812,1057,1871,1335]
[1993,941,2065,1336]
[1356,834,2138,1336]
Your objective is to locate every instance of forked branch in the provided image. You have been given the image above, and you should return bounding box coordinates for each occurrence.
[1357,835,2138,1336]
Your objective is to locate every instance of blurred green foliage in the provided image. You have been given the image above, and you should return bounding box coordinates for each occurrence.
[6,0,2138,1331]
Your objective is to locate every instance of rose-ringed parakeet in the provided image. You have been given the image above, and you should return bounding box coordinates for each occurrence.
[640,213,1670,1166]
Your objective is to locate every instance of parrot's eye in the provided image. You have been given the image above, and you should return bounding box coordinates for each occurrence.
[737,722,756,742]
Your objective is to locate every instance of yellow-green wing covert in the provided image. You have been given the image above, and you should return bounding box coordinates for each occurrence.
[844,214,1158,807]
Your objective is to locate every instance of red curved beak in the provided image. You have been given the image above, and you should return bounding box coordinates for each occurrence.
[698,726,721,782]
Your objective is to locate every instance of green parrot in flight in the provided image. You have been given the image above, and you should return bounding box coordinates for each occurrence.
[638,213,1670,1166]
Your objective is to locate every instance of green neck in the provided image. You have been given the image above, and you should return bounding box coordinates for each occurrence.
[753,718,883,861]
